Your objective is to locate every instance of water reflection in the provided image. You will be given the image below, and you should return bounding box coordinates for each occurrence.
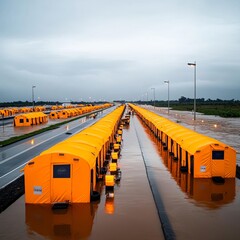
[105,196,115,214]
[25,203,98,239]
[147,123,236,210]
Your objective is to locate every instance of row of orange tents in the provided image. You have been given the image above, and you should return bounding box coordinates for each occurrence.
[14,112,49,127]
[13,103,112,126]
[49,104,112,119]
[1,104,111,118]
[0,108,19,117]
[129,104,236,179]
[0,106,47,117]
[24,105,125,204]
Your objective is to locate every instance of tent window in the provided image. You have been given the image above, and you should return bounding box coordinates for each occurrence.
[212,151,224,160]
[53,164,70,178]
[20,118,24,123]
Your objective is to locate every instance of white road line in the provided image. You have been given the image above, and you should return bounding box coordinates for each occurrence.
[0,162,27,179]
[0,173,24,189]
[0,129,68,165]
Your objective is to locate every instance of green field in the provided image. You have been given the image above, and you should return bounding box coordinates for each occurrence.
[138,100,240,118]
[170,104,240,117]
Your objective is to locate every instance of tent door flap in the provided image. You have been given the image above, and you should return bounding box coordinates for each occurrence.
[51,164,72,203]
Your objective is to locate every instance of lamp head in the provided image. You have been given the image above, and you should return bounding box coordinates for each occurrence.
[187,63,196,66]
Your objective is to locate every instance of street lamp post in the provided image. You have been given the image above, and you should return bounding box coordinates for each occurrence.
[32,85,36,111]
[187,61,197,120]
[164,81,170,114]
[151,88,155,108]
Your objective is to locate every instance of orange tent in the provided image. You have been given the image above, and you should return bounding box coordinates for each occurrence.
[129,104,236,178]
[14,112,48,127]
[24,104,125,204]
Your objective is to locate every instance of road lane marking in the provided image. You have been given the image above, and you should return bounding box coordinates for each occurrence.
[0,162,27,179]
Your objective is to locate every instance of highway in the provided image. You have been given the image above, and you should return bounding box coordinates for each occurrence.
[0,118,13,127]
[0,107,115,189]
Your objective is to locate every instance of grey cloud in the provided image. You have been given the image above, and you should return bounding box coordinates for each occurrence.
[0,0,240,102]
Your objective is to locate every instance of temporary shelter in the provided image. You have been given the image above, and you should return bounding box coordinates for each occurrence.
[129,104,236,178]
[34,106,46,112]
[14,112,48,127]
[24,143,98,203]
[49,111,59,119]
[19,107,32,113]
[24,105,125,204]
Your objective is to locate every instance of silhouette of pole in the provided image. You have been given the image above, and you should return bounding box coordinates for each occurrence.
[187,62,196,120]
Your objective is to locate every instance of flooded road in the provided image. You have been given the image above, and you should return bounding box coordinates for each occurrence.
[135,114,240,240]
[0,110,239,240]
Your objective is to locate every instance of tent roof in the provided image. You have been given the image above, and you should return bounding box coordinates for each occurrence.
[15,112,47,119]
[65,135,103,151]
[41,143,96,169]
[81,127,110,142]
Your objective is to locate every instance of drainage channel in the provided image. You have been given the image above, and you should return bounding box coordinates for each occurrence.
[133,115,176,240]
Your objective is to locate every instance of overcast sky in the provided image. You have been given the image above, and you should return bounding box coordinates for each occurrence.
[0,0,240,102]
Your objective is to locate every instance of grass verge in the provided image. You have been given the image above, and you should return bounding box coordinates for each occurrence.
[169,104,240,118]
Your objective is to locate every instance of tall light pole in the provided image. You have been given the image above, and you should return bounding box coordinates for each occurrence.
[151,87,155,108]
[187,61,197,120]
[32,85,36,111]
[164,80,170,114]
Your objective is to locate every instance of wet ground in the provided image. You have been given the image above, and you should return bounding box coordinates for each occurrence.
[0,108,240,240]
[0,112,165,240]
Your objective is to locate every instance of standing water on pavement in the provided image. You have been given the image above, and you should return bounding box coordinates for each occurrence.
[0,111,239,240]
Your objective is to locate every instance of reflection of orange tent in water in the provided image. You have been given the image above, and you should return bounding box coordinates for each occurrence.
[25,203,98,239]
[189,178,235,208]
[105,197,115,214]
[163,150,236,209]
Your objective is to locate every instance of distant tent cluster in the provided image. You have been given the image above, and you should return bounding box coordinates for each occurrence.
[24,105,125,204]
[14,112,48,127]
[33,106,46,112]
[13,103,112,126]
[49,104,112,119]
[129,104,236,179]
[0,108,19,117]
[0,106,47,118]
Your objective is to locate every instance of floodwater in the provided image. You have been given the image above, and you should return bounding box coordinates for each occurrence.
[136,116,240,240]
[0,109,240,240]
[0,113,164,240]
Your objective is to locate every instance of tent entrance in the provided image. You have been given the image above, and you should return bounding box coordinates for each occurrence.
[212,150,225,177]
[51,164,72,203]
